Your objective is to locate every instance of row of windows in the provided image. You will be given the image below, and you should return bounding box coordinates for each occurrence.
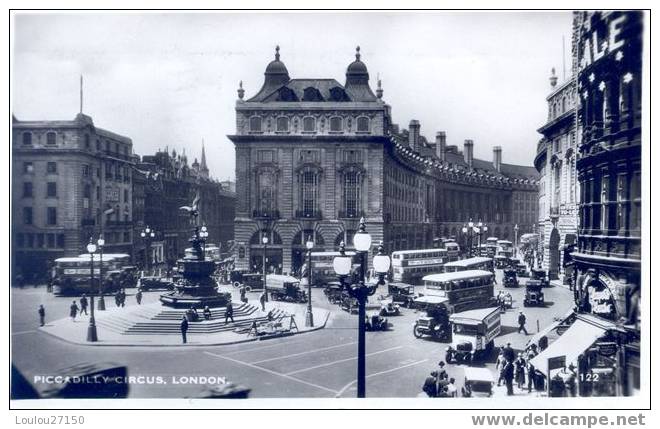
[22,206,57,225]
[21,161,58,174]
[20,131,131,156]
[23,182,58,198]
[249,116,370,133]
[14,232,65,250]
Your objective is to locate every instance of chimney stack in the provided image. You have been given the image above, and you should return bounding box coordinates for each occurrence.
[493,146,502,172]
[408,120,420,151]
[463,139,474,169]
[435,131,446,161]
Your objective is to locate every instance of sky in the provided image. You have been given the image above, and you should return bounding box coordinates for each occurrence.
[12,12,574,180]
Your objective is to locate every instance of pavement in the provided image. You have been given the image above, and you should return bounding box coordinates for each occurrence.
[11,269,575,399]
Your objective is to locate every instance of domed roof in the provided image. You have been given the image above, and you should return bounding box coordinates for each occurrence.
[346,46,369,78]
[265,46,289,76]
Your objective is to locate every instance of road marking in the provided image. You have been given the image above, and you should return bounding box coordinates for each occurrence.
[222,338,312,356]
[334,358,429,397]
[12,330,37,336]
[203,351,338,395]
[250,341,358,364]
[285,346,403,376]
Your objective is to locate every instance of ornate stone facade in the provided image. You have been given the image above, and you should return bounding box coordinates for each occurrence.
[229,47,539,275]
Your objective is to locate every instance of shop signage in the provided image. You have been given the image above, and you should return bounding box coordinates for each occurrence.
[548,355,566,371]
[597,342,618,357]
[581,14,627,67]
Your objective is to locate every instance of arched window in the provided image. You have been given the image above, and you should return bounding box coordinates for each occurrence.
[356,116,370,132]
[330,116,343,132]
[276,117,289,132]
[249,116,262,132]
[302,116,316,132]
[84,134,91,149]
[46,131,57,145]
[22,132,32,145]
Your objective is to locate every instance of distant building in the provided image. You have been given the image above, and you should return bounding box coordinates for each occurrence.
[12,113,134,280]
[535,66,580,280]
[134,148,236,266]
[229,47,539,275]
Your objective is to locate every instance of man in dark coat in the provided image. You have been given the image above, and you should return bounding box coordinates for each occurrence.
[503,342,515,362]
[180,315,189,344]
[38,305,45,327]
[422,371,438,397]
[504,360,515,396]
[259,291,266,311]
[135,289,143,305]
[518,311,529,335]
[79,294,88,315]
[225,301,235,324]
[70,301,79,321]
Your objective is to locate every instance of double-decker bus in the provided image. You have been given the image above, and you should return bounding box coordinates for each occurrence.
[421,270,495,313]
[185,244,222,262]
[442,256,494,273]
[53,254,130,296]
[391,248,448,284]
[496,240,514,257]
[442,241,461,261]
[300,250,358,287]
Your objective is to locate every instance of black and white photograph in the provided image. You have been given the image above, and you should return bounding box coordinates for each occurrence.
[8,8,650,413]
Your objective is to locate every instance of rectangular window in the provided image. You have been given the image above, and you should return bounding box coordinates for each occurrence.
[47,162,57,174]
[343,171,361,217]
[83,165,90,177]
[22,132,32,145]
[257,150,274,163]
[47,182,57,197]
[46,132,56,145]
[23,162,33,173]
[356,117,370,132]
[123,231,130,243]
[249,116,262,132]
[124,189,129,203]
[47,233,55,248]
[47,207,57,225]
[56,234,65,248]
[23,207,33,225]
[330,117,343,132]
[300,171,317,216]
[37,233,45,248]
[303,117,316,132]
[23,182,33,198]
[630,170,641,233]
[276,117,289,132]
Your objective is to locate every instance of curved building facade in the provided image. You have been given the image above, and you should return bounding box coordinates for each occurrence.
[229,47,539,275]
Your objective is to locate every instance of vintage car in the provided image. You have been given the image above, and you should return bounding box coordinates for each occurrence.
[365,313,389,331]
[523,280,545,307]
[323,282,345,305]
[379,300,401,316]
[265,275,307,303]
[531,269,550,288]
[462,367,495,397]
[445,307,501,365]
[387,282,417,308]
[503,269,519,288]
[494,255,509,269]
[412,295,451,340]
[515,263,529,277]
[240,273,265,291]
[138,275,175,291]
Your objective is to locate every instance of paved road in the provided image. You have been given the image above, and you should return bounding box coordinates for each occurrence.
[11,269,574,398]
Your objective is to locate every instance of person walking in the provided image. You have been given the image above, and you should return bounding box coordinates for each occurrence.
[120,289,126,307]
[224,301,235,324]
[514,353,526,389]
[496,347,507,386]
[446,377,458,397]
[503,342,515,362]
[259,291,266,311]
[69,301,79,321]
[239,285,247,304]
[135,288,143,305]
[422,371,439,398]
[114,290,121,307]
[180,315,189,344]
[38,305,45,327]
[517,311,529,335]
[79,294,88,315]
[437,361,448,382]
[504,359,515,396]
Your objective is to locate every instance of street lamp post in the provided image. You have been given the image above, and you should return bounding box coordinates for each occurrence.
[97,235,106,311]
[86,238,98,342]
[333,218,391,398]
[305,236,314,327]
[475,221,487,256]
[200,225,209,260]
[140,226,156,274]
[462,219,475,257]
[514,224,519,257]
[262,234,269,302]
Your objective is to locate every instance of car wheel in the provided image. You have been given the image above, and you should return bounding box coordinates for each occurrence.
[413,325,423,338]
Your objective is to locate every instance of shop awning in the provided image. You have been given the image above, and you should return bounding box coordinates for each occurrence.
[530,318,610,374]
[526,308,576,348]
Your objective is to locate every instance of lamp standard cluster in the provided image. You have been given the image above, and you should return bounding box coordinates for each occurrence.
[140,226,156,273]
[332,218,391,398]
[305,236,314,327]
[86,238,98,342]
[200,225,209,258]
[262,233,269,302]
[462,219,487,257]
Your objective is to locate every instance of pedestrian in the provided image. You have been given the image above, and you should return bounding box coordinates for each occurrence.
[69,301,79,321]
[203,306,212,321]
[496,347,506,386]
[503,342,515,362]
[114,290,121,307]
[239,285,247,304]
[79,294,88,315]
[38,304,45,327]
[120,289,126,307]
[517,311,529,335]
[527,362,536,393]
[514,353,526,389]
[225,301,234,324]
[422,371,439,398]
[504,359,515,396]
[437,361,448,381]
[259,291,266,311]
[446,377,458,397]
[135,288,143,305]
[180,315,189,344]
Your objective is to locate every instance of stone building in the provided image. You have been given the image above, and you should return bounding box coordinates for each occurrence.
[573,11,643,395]
[535,66,580,280]
[12,113,135,280]
[135,147,236,266]
[229,47,539,274]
